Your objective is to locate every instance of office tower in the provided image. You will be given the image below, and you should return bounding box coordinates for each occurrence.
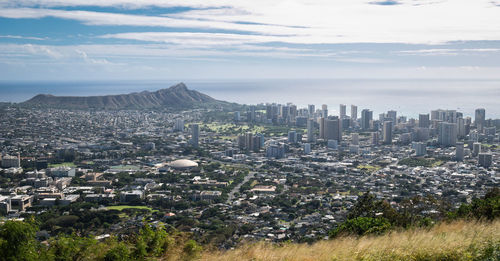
[361,109,373,130]
[249,105,256,122]
[351,133,359,145]
[475,108,486,132]
[288,131,297,143]
[319,117,326,140]
[308,104,315,117]
[252,136,262,152]
[321,104,328,118]
[371,132,379,145]
[412,142,426,156]
[455,142,464,161]
[307,119,315,142]
[266,104,273,120]
[289,105,297,121]
[174,118,184,132]
[431,110,440,121]
[478,153,493,168]
[418,114,430,128]
[438,122,457,146]
[304,143,311,154]
[472,142,481,156]
[237,135,246,149]
[245,132,253,151]
[457,117,466,138]
[339,104,346,119]
[444,110,457,123]
[342,118,350,130]
[351,105,358,120]
[387,110,397,124]
[325,118,341,142]
[382,121,392,144]
[190,124,199,147]
[234,111,240,121]
[266,141,285,159]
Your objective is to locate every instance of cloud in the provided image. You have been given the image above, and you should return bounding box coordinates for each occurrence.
[396,48,500,56]
[0,35,47,40]
[75,49,111,64]
[23,44,62,58]
[1,1,500,45]
[369,1,400,6]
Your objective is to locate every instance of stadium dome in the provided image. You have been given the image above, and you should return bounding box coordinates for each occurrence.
[169,159,198,170]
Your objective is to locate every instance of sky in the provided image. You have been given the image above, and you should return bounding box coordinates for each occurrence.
[1,0,500,81]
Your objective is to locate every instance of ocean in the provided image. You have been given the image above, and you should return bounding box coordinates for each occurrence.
[1,79,499,119]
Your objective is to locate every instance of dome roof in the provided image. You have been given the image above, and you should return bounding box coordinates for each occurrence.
[169,159,198,169]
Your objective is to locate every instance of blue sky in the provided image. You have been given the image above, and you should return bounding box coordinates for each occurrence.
[1,0,500,81]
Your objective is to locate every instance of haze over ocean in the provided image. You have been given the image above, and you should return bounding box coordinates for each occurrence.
[1,79,499,118]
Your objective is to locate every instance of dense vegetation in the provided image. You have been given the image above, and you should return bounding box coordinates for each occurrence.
[1,189,498,260]
[0,220,201,261]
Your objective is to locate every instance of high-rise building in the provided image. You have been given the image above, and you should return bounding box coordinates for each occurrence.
[472,142,482,156]
[248,106,256,122]
[455,142,464,161]
[438,122,457,146]
[412,142,426,156]
[475,108,486,132]
[418,114,430,128]
[382,121,392,144]
[339,104,346,119]
[457,117,466,138]
[321,104,328,118]
[288,131,297,143]
[307,119,315,142]
[252,136,262,152]
[190,124,199,147]
[234,111,240,122]
[361,109,373,130]
[387,110,397,124]
[478,153,492,168]
[325,118,341,142]
[266,141,286,159]
[351,105,358,120]
[174,118,184,132]
[371,132,379,145]
[304,143,311,154]
[308,104,315,117]
[319,117,326,140]
[245,132,253,151]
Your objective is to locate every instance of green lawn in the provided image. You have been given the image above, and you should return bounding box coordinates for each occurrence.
[106,205,153,211]
[48,162,77,168]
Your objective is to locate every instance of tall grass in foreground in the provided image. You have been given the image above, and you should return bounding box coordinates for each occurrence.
[200,220,500,261]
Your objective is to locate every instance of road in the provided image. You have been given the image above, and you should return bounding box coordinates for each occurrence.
[226,171,256,204]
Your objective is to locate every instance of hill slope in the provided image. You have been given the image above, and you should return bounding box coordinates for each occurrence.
[23,82,226,110]
[202,220,500,261]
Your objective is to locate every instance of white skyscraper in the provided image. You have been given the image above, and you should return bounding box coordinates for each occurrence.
[351,105,358,120]
[438,122,457,146]
[339,104,346,119]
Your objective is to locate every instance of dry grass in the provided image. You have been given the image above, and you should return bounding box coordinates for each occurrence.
[200,220,500,261]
